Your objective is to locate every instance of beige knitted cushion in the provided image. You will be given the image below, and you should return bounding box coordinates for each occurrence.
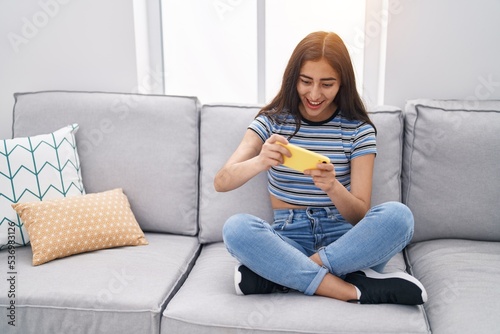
[12,188,148,265]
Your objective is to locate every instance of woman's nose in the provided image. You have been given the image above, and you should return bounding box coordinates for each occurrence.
[309,84,321,100]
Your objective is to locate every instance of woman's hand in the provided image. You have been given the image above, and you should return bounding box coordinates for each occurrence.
[304,163,338,193]
[256,134,291,170]
[305,154,375,225]
[214,131,290,192]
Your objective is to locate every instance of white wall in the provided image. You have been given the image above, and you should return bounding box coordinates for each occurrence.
[2,0,500,141]
[362,0,387,108]
[383,0,500,108]
[0,0,139,140]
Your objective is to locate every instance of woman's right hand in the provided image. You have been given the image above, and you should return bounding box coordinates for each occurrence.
[214,131,290,192]
[256,134,291,170]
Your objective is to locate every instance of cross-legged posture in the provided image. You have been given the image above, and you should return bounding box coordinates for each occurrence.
[214,31,427,305]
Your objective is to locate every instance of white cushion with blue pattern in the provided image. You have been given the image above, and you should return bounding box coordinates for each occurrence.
[0,124,85,249]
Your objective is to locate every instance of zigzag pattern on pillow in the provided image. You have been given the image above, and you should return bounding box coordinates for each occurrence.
[0,124,85,249]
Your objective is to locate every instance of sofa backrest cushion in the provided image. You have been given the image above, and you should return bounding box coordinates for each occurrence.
[12,91,200,236]
[199,104,404,244]
[402,99,500,242]
[198,104,273,244]
[368,106,404,206]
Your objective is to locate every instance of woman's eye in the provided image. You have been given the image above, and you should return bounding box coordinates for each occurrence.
[323,83,333,88]
[301,79,311,85]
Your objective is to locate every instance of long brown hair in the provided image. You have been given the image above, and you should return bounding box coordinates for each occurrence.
[258,31,375,135]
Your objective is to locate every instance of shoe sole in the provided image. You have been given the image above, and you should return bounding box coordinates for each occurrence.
[361,268,428,303]
[234,265,244,295]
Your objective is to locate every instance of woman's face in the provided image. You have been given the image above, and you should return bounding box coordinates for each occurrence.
[296,58,341,122]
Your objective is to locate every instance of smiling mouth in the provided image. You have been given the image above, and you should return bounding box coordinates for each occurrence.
[306,99,324,108]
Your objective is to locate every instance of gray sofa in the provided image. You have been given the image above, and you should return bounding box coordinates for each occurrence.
[1,91,499,334]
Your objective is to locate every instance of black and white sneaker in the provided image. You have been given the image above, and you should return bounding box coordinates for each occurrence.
[344,269,428,305]
[234,265,288,295]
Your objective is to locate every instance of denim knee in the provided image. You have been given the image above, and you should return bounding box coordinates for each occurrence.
[222,213,259,251]
[378,201,414,241]
[223,213,244,247]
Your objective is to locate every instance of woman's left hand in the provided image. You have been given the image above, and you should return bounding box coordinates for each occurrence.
[304,163,337,193]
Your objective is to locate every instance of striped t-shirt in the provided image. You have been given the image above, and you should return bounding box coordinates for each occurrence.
[248,110,376,207]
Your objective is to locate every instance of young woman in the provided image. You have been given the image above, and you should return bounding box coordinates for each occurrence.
[214,31,427,305]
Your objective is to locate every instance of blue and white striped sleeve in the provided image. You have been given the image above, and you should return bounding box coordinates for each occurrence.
[247,115,272,143]
[351,123,377,159]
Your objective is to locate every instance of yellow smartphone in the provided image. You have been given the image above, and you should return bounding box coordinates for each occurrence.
[277,142,330,173]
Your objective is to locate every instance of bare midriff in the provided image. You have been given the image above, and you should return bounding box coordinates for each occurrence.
[270,194,308,210]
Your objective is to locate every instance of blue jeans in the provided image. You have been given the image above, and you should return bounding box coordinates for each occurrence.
[223,201,414,296]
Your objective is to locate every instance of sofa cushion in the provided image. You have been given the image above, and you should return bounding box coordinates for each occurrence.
[161,243,429,334]
[368,106,404,206]
[12,188,148,265]
[402,99,500,242]
[198,104,273,244]
[12,91,200,236]
[0,232,200,334]
[199,104,405,244]
[0,124,85,250]
[406,239,500,334]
